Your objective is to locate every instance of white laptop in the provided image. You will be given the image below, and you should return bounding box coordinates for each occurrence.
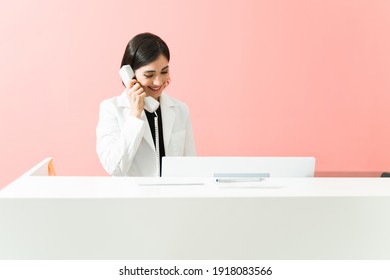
[162,156,315,177]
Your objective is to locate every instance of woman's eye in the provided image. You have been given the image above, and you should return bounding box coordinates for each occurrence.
[144,75,153,78]
[161,71,168,75]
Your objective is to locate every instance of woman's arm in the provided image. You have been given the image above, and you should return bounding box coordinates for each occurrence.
[96,100,145,175]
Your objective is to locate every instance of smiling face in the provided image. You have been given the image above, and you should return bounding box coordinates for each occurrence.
[134,55,170,100]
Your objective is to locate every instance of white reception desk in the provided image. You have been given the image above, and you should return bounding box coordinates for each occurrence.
[1,175,390,260]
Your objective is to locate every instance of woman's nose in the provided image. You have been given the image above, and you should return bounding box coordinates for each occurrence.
[152,75,164,85]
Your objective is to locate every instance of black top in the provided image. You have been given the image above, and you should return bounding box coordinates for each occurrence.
[144,106,165,175]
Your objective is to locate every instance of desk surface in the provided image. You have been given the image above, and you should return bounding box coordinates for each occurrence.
[1,176,390,198]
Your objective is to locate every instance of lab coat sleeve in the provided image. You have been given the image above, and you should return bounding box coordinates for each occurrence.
[96,100,145,176]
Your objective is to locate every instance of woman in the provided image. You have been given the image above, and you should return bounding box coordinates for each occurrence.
[96,33,196,176]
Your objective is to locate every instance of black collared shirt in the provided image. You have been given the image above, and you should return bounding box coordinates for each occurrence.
[144,107,165,175]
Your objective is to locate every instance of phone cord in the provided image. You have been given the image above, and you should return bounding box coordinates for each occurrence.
[154,112,160,177]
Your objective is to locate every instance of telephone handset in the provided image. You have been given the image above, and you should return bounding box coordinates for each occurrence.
[120,64,161,176]
[119,65,160,113]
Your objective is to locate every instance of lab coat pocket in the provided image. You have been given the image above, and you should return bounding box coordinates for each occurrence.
[170,130,185,155]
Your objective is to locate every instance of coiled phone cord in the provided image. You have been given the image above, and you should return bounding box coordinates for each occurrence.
[154,112,160,177]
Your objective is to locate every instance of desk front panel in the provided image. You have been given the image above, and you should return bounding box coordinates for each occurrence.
[1,196,389,259]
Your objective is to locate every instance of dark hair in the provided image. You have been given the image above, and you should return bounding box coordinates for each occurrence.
[120,33,170,71]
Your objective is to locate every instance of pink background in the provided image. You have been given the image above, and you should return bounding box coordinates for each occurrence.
[1,0,389,188]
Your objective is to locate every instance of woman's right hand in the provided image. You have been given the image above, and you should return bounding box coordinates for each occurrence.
[127,79,146,119]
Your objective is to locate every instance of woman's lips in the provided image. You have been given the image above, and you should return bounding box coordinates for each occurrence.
[148,86,161,91]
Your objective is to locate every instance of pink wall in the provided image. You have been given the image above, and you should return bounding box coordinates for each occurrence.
[1,0,390,187]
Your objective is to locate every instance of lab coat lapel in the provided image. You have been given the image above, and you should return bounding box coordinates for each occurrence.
[160,93,175,150]
[141,112,155,151]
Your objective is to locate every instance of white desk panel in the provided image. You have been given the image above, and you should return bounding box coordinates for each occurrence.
[1,176,390,259]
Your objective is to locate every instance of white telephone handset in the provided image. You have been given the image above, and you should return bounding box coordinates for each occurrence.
[119,65,160,113]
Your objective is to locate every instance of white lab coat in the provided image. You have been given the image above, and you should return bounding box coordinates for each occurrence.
[96,91,196,176]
